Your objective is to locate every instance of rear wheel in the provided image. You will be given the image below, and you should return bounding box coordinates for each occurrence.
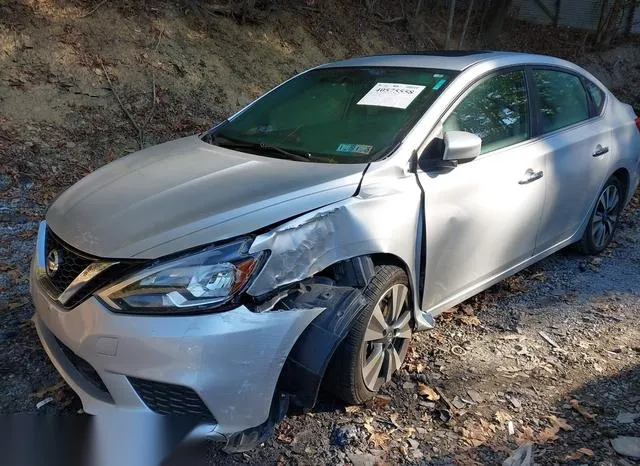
[578,176,623,255]
[325,265,413,404]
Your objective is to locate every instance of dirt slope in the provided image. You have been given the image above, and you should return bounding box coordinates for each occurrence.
[1,1,639,465]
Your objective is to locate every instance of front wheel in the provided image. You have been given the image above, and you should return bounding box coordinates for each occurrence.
[578,176,623,255]
[325,265,413,404]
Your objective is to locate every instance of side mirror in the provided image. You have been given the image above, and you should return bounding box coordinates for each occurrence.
[443,131,482,162]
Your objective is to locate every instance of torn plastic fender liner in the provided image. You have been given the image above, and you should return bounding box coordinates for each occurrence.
[278,283,367,408]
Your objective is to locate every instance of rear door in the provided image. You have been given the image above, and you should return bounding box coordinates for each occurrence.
[418,69,547,312]
[530,68,613,253]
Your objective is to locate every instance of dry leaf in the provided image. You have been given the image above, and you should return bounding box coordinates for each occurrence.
[563,451,582,461]
[494,410,512,424]
[345,405,360,414]
[402,426,416,438]
[363,421,375,435]
[570,399,596,421]
[537,425,560,443]
[417,383,440,401]
[276,422,294,444]
[563,447,594,461]
[548,415,573,431]
[515,426,536,445]
[578,447,594,456]
[368,431,390,449]
[457,315,481,326]
[462,304,475,315]
[370,394,392,409]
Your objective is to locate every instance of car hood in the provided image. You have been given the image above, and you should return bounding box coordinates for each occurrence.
[46,136,367,259]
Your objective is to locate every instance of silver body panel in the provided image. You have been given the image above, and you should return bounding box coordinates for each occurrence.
[46,136,365,259]
[31,52,640,439]
[31,250,323,435]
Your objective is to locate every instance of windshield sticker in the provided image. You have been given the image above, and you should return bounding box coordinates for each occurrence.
[336,143,373,155]
[357,82,426,109]
[432,78,447,90]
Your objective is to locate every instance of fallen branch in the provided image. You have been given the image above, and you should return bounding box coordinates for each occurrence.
[538,330,560,349]
[375,12,406,23]
[153,25,164,53]
[78,0,107,19]
[98,57,143,148]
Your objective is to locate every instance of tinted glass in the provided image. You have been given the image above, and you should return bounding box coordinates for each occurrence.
[533,70,590,133]
[443,71,529,154]
[208,67,456,163]
[585,80,605,114]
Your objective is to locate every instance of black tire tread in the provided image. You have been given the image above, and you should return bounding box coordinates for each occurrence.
[577,176,623,255]
[324,265,409,405]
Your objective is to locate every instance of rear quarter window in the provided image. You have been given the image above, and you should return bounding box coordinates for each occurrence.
[585,80,606,114]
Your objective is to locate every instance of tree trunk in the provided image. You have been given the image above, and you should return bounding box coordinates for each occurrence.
[444,0,457,50]
[480,0,513,47]
[458,0,475,49]
[596,0,624,47]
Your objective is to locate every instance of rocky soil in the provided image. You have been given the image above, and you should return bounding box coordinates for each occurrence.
[1,1,639,464]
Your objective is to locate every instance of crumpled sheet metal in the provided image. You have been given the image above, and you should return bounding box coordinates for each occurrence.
[247,179,422,298]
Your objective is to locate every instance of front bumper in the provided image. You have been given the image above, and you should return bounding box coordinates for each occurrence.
[29,229,322,438]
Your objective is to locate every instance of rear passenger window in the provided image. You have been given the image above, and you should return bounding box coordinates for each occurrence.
[443,71,529,154]
[533,70,590,133]
[585,80,605,114]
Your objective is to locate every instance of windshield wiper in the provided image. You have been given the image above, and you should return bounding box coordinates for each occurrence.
[211,135,311,162]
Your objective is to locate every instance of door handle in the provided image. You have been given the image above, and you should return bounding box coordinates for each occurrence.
[519,169,544,184]
[592,144,609,157]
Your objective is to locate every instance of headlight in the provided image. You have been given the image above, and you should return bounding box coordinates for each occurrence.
[98,239,262,314]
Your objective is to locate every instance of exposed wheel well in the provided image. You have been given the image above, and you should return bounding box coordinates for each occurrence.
[370,253,411,277]
[612,168,630,202]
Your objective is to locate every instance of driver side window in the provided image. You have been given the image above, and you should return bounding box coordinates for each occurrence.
[443,71,530,154]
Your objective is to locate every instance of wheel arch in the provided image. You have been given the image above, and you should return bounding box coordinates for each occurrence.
[611,167,630,203]
[275,254,416,410]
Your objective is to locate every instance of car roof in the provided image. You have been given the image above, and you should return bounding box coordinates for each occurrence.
[318,51,545,72]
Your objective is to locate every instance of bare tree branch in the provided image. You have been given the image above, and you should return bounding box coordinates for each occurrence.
[458,0,475,49]
[445,0,457,50]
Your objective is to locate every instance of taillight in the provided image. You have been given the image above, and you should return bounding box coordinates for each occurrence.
[636,116,640,132]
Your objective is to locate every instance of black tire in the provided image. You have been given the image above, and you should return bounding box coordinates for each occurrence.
[324,265,412,404]
[577,176,624,255]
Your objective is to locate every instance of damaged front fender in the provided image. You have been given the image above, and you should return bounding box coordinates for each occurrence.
[246,176,423,304]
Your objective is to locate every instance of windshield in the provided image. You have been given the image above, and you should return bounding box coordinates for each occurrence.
[205,67,457,163]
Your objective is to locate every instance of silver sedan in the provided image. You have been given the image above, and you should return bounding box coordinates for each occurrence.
[30,51,640,451]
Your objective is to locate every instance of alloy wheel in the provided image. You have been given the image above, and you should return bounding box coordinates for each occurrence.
[361,283,412,391]
[591,184,620,249]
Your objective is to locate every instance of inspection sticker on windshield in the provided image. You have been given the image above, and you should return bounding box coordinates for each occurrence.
[336,143,373,155]
[357,82,426,109]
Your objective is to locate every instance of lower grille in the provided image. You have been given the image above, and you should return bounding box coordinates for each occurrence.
[55,336,112,400]
[128,377,215,419]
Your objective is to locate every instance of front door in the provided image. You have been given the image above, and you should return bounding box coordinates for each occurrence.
[417,69,547,312]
